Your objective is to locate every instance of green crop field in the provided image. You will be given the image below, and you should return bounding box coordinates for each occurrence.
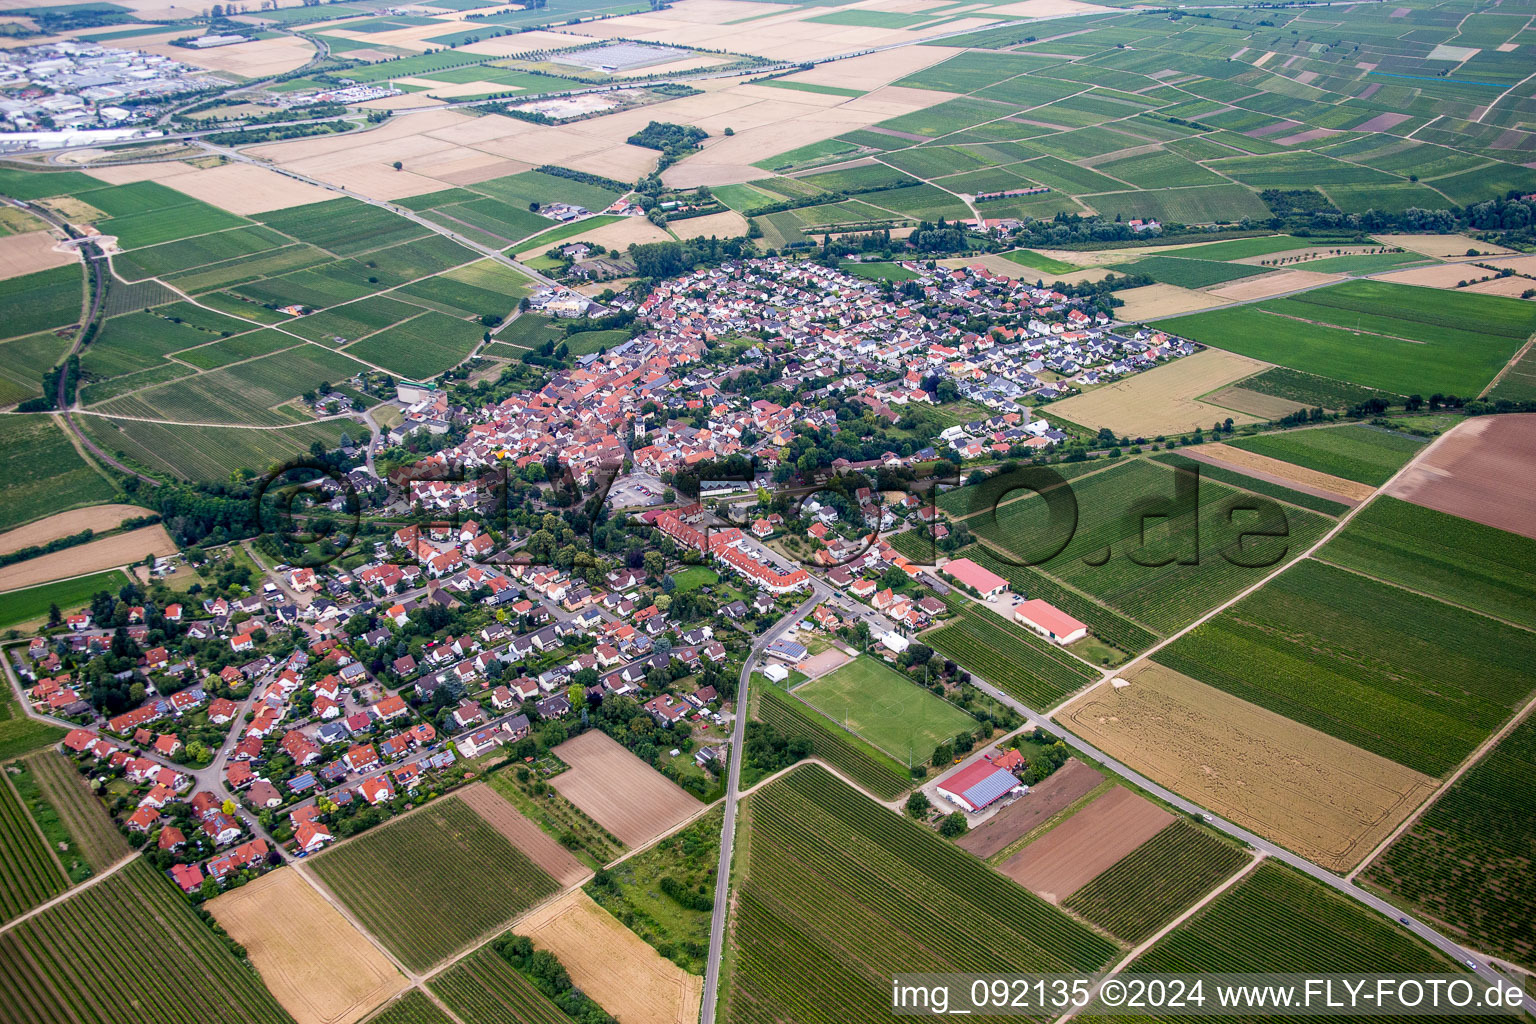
[0,415,117,531]
[0,570,131,634]
[430,945,569,1024]
[21,750,129,872]
[1228,424,1425,486]
[758,686,912,799]
[925,604,1099,709]
[999,249,1081,276]
[1064,821,1249,943]
[726,766,1116,1024]
[101,202,250,250]
[793,657,976,765]
[1113,255,1271,289]
[0,769,68,923]
[0,265,82,341]
[1318,497,1536,630]
[1362,714,1536,970]
[345,311,483,378]
[111,225,290,280]
[288,295,426,345]
[1095,861,1468,1024]
[1156,559,1536,777]
[0,331,70,406]
[0,857,293,1024]
[1156,282,1535,397]
[1233,367,1400,409]
[85,310,224,378]
[173,330,297,370]
[310,795,558,971]
[259,198,430,256]
[369,991,454,1024]
[967,459,1332,634]
[1152,452,1349,516]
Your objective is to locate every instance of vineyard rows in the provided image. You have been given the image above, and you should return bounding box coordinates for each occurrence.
[1156,559,1536,777]
[1363,714,1536,968]
[927,609,1096,710]
[0,770,67,924]
[367,991,453,1024]
[23,751,129,871]
[429,946,568,1024]
[969,459,1331,634]
[311,797,558,971]
[758,686,911,800]
[0,858,292,1024]
[1064,821,1250,944]
[726,766,1114,1024]
[1096,862,1463,1024]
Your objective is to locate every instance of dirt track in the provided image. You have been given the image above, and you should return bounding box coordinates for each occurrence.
[1000,786,1172,902]
[955,758,1102,858]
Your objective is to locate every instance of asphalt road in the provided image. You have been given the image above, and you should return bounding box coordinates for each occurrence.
[700,584,827,1024]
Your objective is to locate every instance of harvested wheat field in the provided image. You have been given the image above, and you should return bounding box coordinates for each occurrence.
[551,731,703,847]
[457,783,587,887]
[1200,384,1309,420]
[1186,442,1375,502]
[153,162,335,215]
[0,523,176,590]
[1231,244,1375,266]
[1372,233,1514,259]
[1000,786,1173,902]
[0,230,74,279]
[1464,276,1536,298]
[1368,262,1484,289]
[1050,349,1268,436]
[1057,663,1437,872]
[209,869,406,1024]
[1206,269,1343,302]
[1385,414,1536,540]
[671,210,749,240]
[0,503,149,556]
[1113,282,1228,320]
[141,35,315,76]
[955,757,1103,859]
[519,888,703,1024]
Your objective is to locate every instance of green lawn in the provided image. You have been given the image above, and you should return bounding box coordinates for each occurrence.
[793,657,976,764]
[0,570,133,632]
[670,566,718,593]
[999,249,1081,276]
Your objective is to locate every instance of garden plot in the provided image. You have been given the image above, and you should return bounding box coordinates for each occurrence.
[550,731,703,846]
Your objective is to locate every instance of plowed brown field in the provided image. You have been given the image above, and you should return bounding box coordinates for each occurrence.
[955,757,1103,859]
[999,786,1172,902]
[457,783,587,887]
[1385,414,1536,540]
[550,731,703,847]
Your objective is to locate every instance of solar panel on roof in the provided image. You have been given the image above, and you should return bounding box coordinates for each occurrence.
[962,769,1019,810]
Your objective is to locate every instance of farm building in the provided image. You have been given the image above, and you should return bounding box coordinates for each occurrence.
[942,558,1008,600]
[1013,600,1088,645]
[936,760,1024,813]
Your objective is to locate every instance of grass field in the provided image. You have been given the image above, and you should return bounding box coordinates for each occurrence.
[1319,496,1536,629]
[0,415,117,532]
[1096,861,1467,1022]
[1155,281,1535,397]
[925,604,1099,709]
[20,750,129,872]
[1362,713,1536,970]
[0,569,131,633]
[790,657,974,766]
[727,766,1115,1024]
[0,857,293,1024]
[0,768,68,924]
[1114,255,1272,289]
[757,686,912,799]
[1228,425,1424,486]
[1000,249,1081,276]
[1064,821,1249,944]
[670,566,717,593]
[1156,558,1536,777]
[310,796,559,971]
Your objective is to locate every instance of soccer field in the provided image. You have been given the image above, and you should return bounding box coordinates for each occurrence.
[793,657,975,765]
